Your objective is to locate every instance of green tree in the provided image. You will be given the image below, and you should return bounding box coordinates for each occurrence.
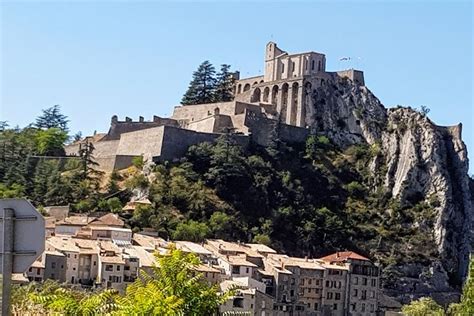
[35,105,69,132]
[36,128,68,156]
[172,220,210,242]
[448,257,474,315]
[401,297,444,316]
[214,64,234,102]
[181,60,217,105]
[116,247,226,315]
[107,197,123,213]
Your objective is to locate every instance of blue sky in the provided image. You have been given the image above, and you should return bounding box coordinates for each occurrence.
[1,1,472,171]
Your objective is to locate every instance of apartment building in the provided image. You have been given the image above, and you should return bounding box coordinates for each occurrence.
[320,252,380,316]
[220,279,274,316]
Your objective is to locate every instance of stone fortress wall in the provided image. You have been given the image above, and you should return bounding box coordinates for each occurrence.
[65,42,365,172]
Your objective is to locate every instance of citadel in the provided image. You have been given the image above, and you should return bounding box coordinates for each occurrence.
[66,42,365,171]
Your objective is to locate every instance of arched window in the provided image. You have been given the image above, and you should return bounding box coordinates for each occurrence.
[311,60,315,70]
[292,61,295,72]
[318,61,321,71]
[281,63,285,74]
[243,83,251,92]
[263,87,270,103]
[251,88,261,103]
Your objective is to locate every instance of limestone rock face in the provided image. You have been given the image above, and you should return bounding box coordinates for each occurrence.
[309,78,387,147]
[309,78,473,301]
[381,108,472,282]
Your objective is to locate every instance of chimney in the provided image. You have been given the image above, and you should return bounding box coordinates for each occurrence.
[139,116,144,122]
[111,115,118,123]
[125,117,132,122]
[153,115,160,122]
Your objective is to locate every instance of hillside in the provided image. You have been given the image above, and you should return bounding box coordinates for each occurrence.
[0,78,472,305]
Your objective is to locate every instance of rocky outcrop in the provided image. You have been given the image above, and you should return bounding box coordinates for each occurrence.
[382,109,472,283]
[309,78,473,302]
[309,77,387,147]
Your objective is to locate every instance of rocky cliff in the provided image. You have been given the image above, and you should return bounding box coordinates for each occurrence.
[309,77,473,303]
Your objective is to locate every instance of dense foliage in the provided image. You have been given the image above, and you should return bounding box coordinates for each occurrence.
[0,106,107,211]
[12,247,226,315]
[181,61,234,105]
[124,132,439,275]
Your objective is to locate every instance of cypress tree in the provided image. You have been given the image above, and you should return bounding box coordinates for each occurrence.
[214,64,234,102]
[181,61,216,105]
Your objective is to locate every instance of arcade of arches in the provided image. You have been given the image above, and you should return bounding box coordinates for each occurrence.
[248,81,312,127]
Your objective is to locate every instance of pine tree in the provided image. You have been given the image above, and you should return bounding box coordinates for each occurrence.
[181,61,216,105]
[214,64,234,102]
[35,105,69,132]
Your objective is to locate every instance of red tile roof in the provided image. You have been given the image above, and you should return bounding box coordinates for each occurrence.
[319,251,370,262]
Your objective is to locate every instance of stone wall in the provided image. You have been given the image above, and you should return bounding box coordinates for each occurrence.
[172,101,237,121]
[158,126,248,162]
[103,115,179,141]
[172,101,263,130]
[116,126,165,159]
[244,109,309,146]
[335,69,365,86]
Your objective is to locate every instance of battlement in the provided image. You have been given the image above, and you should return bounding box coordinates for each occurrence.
[335,69,365,86]
[104,115,179,141]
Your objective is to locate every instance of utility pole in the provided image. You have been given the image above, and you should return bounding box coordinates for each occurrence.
[1,208,13,316]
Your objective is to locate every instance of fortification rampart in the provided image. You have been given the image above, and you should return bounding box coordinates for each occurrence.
[244,109,309,146]
[156,126,249,162]
[103,115,179,141]
[116,126,165,159]
[172,101,262,123]
[334,69,365,86]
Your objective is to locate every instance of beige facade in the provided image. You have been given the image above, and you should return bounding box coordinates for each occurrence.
[234,42,364,129]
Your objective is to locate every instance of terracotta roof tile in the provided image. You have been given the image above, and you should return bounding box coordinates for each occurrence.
[319,251,370,262]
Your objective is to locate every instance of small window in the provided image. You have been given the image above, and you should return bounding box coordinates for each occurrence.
[290,290,294,297]
[318,61,321,71]
[308,279,312,285]
[117,265,121,271]
[93,261,96,266]
[51,262,56,269]
[335,293,341,300]
[282,63,285,73]
[292,61,295,72]
[311,60,315,70]
[333,303,338,310]
[354,277,359,285]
